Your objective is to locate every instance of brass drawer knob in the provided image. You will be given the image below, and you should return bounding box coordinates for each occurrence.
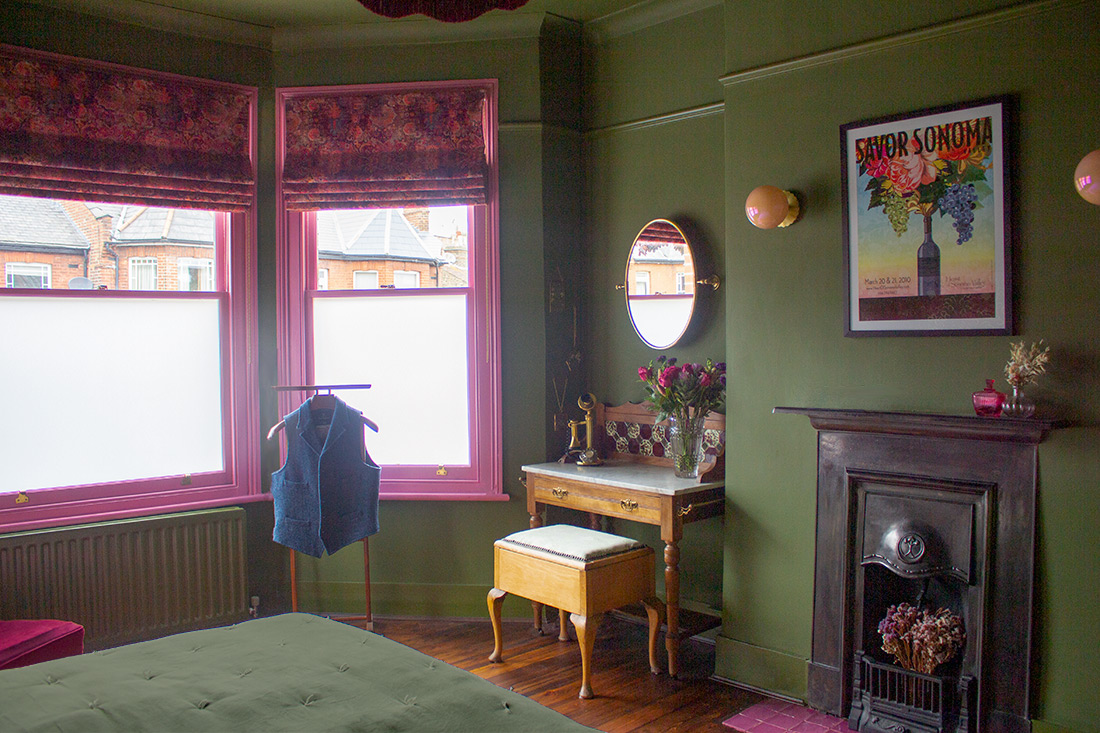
[552,487,568,499]
[620,499,638,512]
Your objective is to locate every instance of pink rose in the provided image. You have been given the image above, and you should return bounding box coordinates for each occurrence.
[887,139,938,195]
[699,372,712,387]
[639,366,651,381]
[658,366,680,389]
[864,153,890,178]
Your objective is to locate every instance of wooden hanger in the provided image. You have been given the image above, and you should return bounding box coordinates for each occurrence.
[266,384,378,440]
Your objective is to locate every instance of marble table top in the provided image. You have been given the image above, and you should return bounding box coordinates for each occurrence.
[522,459,723,496]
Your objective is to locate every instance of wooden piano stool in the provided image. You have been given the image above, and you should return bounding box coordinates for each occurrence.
[487,524,665,699]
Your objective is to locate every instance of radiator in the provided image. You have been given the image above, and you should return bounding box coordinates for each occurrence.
[0,508,248,651]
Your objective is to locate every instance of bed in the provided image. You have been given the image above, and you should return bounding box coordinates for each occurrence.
[0,613,596,732]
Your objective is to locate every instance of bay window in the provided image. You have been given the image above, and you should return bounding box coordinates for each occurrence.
[276,80,502,500]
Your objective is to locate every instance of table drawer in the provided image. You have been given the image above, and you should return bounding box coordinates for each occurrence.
[528,473,663,524]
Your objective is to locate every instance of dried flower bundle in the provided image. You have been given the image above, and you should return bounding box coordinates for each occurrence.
[877,603,965,675]
[1004,340,1051,388]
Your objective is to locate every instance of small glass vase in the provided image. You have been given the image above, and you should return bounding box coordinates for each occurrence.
[669,412,706,479]
[1001,385,1036,418]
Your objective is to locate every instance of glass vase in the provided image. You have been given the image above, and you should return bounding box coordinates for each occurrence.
[1001,385,1035,418]
[669,412,706,479]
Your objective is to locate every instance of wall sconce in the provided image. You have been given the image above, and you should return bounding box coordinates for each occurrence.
[745,185,800,228]
[1075,149,1100,205]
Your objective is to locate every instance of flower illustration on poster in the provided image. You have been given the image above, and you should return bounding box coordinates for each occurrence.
[842,97,1012,336]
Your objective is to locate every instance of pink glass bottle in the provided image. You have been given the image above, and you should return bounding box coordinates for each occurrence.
[972,379,1005,417]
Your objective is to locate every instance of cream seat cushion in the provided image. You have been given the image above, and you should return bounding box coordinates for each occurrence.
[496,525,645,566]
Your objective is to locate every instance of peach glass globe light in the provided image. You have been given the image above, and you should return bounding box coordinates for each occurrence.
[1075,149,1100,205]
[745,185,800,228]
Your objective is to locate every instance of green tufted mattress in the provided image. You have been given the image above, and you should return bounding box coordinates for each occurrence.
[0,613,597,732]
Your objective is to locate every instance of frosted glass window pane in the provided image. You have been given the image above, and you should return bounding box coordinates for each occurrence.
[0,295,225,493]
[313,293,469,466]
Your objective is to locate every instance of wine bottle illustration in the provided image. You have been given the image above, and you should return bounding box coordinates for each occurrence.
[917,214,940,296]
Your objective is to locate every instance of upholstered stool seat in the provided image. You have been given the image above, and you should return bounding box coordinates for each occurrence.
[0,619,84,670]
[487,524,664,698]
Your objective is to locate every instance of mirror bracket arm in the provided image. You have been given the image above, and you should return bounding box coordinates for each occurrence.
[697,274,720,291]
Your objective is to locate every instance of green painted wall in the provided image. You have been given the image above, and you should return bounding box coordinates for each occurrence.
[582,2,726,614]
[583,1,1098,731]
[714,2,1099,731]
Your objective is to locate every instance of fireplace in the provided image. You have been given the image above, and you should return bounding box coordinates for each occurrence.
[775,408,1055,733]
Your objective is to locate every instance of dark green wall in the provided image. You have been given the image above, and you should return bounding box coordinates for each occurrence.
[583,1,1098,731]
[583,3,727,613]
[720,2,1097,731]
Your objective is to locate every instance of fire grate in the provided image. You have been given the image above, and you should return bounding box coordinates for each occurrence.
[849,652,972,733]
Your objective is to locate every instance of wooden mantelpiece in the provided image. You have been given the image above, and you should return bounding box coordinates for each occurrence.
[773,406,1056,444]
[776,406,1055,732]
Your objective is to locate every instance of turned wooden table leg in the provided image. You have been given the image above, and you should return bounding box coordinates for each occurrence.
[664,540,681,678]
[487,588,507,663]
[570,612,603,699]
[558,608,570,642]
[529,511,544,631]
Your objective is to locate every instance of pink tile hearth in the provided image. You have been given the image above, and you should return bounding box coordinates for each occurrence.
[722,698,848,733]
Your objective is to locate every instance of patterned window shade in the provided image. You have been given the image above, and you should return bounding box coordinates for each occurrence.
[0,45,255,211]
[355,0,528,22]
[638,220,685,243]
[281,84,489,211]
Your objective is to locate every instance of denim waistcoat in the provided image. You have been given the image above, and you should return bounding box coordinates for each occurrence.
[271,396,380,558]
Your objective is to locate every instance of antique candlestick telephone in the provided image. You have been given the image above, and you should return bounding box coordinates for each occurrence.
[560,392,603,466]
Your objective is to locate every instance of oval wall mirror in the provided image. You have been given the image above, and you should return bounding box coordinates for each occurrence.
[625,219,696,350]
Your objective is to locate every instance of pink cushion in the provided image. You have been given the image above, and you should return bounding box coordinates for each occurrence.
[0,620,84,670]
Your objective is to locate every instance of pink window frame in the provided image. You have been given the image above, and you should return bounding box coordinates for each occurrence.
[274,80,504,501]
[0,110,263,533]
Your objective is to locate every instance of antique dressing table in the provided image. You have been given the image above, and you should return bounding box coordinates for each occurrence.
[522,401,725,677]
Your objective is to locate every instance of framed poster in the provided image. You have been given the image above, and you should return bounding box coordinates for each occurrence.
[842,96,1012,336]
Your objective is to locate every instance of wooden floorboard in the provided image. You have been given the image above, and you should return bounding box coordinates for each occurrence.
[352,613,765,733]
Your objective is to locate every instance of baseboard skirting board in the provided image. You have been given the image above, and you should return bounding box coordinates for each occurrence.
[1030,719,1083,733]
[713,633,809,704]
[297,580,723,623]
[296,580,553,619]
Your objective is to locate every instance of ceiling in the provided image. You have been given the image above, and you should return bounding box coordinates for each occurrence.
[44,0,652,29]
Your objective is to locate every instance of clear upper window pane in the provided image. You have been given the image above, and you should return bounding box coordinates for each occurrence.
[315,207,468,291]
[0,195,218,292]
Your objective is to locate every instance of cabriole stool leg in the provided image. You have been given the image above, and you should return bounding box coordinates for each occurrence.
[487,587,507,663]
[570,611,604,699]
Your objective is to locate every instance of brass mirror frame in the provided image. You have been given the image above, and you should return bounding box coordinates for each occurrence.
[624,219,697,350]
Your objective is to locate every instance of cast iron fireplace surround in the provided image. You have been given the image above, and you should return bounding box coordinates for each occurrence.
[775,407,1055,733]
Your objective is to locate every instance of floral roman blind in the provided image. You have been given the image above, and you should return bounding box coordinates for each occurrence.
[281,84,489,211]
[0,45,255,211]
